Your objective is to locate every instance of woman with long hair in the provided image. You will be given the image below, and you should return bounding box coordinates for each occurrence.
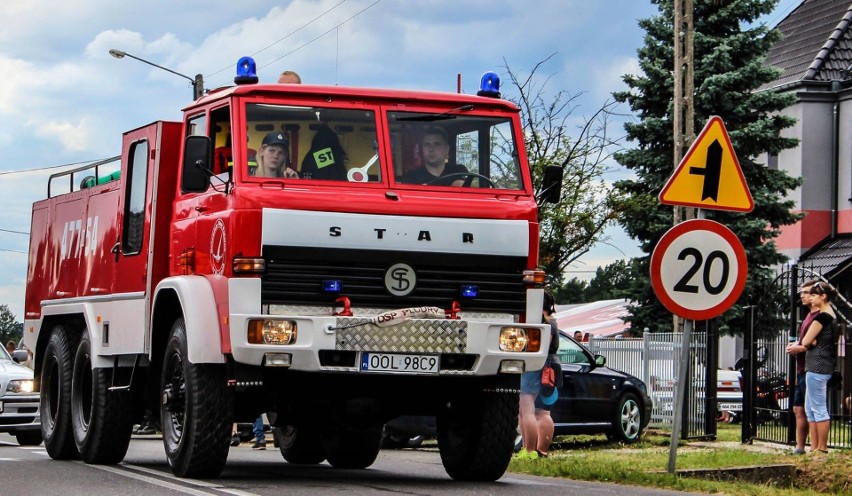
[788,281,838,454]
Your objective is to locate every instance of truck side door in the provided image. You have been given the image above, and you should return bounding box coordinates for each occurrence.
[112,128,156,296]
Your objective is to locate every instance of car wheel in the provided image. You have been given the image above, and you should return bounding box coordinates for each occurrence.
[278,425,326,464]
[321,420,383,469]
[15,430,43,446]
[437,390,517,481]
[41,325,80,460]
[381,431,411,450]
[71,329,132,464]
[161,318,232,478]
[609,392,643,443]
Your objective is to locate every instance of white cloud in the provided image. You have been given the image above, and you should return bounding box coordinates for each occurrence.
[33,118,98,153]
[11,0,801,313]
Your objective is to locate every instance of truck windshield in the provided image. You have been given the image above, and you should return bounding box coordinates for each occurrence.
[388,111,523,191]
[245,103,381,182]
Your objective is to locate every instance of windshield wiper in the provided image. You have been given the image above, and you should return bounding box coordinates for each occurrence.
[396,104,474,122]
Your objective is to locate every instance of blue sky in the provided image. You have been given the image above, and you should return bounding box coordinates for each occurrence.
[0,0,804,318]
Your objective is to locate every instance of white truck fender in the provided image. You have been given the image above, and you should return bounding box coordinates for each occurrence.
[154,276,225,364]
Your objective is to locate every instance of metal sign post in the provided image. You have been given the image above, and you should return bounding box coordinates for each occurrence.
[668,318,693,473]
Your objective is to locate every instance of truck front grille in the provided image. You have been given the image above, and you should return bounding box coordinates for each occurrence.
[260,246,527,314]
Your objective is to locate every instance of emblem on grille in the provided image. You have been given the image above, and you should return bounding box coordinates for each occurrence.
[385,263,416,296]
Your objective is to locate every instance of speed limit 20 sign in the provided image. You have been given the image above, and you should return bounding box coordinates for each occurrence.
[650,219,747,320]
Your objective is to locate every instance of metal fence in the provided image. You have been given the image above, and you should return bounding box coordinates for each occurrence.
[587,332,711,439]
[744,264,852,450]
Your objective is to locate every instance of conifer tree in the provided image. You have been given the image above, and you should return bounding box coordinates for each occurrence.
[614,0,801,334]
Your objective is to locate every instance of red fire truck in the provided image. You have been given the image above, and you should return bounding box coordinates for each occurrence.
[23,58,561,481]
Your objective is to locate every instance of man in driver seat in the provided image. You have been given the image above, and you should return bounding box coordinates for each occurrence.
[405,126,466,186]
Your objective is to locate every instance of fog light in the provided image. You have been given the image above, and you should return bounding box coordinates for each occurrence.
[264,353,292,367]
[499,327,541,352]
[500,360,525,374]
[248,319,297,344]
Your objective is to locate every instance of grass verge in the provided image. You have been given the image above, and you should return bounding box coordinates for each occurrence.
[507,425,850,495]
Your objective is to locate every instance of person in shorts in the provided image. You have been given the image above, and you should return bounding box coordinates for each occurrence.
[518,291,560,458]
[786,279,819,454]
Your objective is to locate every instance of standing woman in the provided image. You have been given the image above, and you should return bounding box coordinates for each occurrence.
[790,281,838,454]
[518,291,560,458]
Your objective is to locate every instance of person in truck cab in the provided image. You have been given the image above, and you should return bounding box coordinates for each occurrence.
[404,127,466,186]
[277,70,301,84]
[252,132,298,178]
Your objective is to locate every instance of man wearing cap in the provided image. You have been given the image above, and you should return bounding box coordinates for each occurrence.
[253,132,298,178]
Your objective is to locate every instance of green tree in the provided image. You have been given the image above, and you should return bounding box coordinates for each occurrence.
[586,259,635,302]
[614,0,801,334]
[0,304,22,345]
[555,277,588,304]
[504,56,626,288]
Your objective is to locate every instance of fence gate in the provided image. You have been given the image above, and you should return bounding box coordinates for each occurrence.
[589,331,714,440]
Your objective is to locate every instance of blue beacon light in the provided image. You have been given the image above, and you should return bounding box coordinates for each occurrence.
[477,72,500,98]
[323,279,342,293]
[234,56,258,85]
[461,285,479,298]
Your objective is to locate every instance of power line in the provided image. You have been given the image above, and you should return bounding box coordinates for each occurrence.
[0,248,26,254]
[205,0,351,80]
[0,228,28,236]
[258,0,383,71]
[0,158,115,177]
[765,0,802,28]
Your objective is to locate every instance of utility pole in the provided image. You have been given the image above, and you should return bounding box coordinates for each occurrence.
[673,0,695,224]
[669,0,695,475]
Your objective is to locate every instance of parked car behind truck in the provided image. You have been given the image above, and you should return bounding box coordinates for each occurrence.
[0,345,42,446]
[386,331,653,447]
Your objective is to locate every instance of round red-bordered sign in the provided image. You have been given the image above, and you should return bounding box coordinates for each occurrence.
[650,219,747,320]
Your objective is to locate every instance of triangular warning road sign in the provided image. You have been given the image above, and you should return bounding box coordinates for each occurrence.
[659,116,754,212]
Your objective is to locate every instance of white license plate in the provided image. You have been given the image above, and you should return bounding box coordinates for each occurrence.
[719,402,742,411]
[360,353,439,374]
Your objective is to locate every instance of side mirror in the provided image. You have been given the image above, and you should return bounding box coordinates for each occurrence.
[538,165,563,204]
[12,349,28,363]
[594,354,606,367]
[182,135,213,193]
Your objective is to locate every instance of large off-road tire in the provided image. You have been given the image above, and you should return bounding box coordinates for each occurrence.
[160,318,232,478]
[278,425,326,465]
[40,326,80,460]
[437,391,517,481]
[321,421,383,469]
[71,330,133,464]
[15,430,43,446]
[607,392,643,443]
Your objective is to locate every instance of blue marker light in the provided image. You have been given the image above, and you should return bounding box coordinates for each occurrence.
[477,72,500,98]
[323,279,342,293]
[234,56,258,85]
[461,285,479,298]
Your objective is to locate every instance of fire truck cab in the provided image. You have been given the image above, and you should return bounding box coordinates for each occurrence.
[23,59,560,481]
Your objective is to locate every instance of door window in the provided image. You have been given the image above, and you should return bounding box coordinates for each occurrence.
[122,140,149,255]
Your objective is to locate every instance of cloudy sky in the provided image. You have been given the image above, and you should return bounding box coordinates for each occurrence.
[0,0,803,318]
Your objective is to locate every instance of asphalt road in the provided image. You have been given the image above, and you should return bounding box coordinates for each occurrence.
[0,433,687,495]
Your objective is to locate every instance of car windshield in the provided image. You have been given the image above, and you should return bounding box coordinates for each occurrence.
[387,111,523,191]
[0,345,12,362]
[242,104,381,183]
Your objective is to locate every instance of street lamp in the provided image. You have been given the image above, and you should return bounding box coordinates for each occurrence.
[109,49,204,100]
